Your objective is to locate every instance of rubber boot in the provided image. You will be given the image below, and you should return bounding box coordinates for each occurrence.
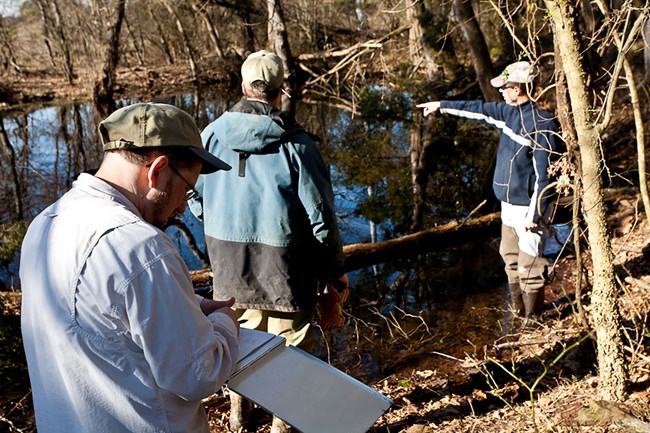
[229,391,249,432]
[521,290,544,330]
[270,416,292,433]
[508,282,525,317]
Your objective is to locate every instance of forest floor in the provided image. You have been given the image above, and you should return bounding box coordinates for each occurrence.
[1,66,650,433]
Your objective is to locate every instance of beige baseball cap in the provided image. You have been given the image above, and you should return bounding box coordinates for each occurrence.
[490,61,538,88]
[99,103,231,174]
[241,50,285,89]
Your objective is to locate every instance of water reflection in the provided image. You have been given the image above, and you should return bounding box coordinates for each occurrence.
[0,91,568,381]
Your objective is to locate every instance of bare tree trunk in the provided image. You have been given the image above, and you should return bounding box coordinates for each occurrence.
[93,0,126,118]
[0,116,23,220]
[160,0,199,83]
[0,16,21,73]
[545,0,627,402]
[72,2,100,65]
[406,0,439,80]
[124,16,145,66]
[627,59,650,216]
[592,1,650,216]
[147,5,175,65]
[267,0,295,112]
[451,0,501,101]
[33,0,57,68]
[191,1,224,58]
[645,19,650,84]
[552,34,588,327]
[355,0,368,31]
[50,0,75,83]
[236,7,257,56]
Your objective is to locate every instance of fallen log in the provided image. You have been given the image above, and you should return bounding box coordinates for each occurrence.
[342,212,501,272]
[191,212,502,286]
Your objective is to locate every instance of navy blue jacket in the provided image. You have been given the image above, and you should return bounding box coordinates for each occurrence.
[440,100,559,221]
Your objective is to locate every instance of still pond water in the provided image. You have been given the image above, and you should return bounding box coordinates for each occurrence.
[0,91,569,381]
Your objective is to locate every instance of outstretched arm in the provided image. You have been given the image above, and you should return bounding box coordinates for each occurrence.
[416,101,441,116]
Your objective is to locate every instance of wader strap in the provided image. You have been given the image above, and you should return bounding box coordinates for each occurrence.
[238,152,250,177]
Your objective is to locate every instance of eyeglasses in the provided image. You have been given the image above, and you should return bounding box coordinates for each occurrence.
[167,164,199,201]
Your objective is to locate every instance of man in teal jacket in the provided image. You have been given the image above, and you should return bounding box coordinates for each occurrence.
[189,50,348,433]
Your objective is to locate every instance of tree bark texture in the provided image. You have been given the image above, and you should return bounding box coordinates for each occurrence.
[191,1,224,58]
[544,0,627,401]
[147,5,175,65]
[50,0,74,83]
[267,0,295,112]
[33,0,57,68]
[451,0,501,101]
[0,15,21,73]
[161,0,199,83]
[406,0,439,80]
[93,0,126,118]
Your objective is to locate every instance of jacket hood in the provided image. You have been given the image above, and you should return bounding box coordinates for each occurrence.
[220,99,301,154]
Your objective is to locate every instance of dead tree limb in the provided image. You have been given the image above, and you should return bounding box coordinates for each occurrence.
[342,212,501,272]
[298,24,410,88]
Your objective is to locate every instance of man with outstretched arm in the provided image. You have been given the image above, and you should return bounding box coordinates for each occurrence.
[417,61,560,328]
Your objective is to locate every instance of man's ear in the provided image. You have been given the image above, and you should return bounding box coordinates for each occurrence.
[146,154,169,189]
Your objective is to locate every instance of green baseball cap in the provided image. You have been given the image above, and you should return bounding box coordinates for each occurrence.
[99,103,231,174]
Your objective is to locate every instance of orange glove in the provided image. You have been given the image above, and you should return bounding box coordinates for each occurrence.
[317,276,349,328]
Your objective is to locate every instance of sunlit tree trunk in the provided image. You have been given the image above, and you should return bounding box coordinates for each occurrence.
[147,5,174,65]
[267,0,295,112]
[93,0,126,118]
[552,37,588,327]
[161,0,199,83]
[33,0,57,68]
[451,0,500,101]
[191,1,224,58]
[0,16,21,73]
[124,16,144,66]
[50,0,74,83]
[406,0,439,80]
[545,0,626,401]
[645,19,650,83]
[592,1,649,216]
[72,2,99,65]
[355,0,368,30]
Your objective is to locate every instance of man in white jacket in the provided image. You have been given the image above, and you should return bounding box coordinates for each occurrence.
[20,103,240,433]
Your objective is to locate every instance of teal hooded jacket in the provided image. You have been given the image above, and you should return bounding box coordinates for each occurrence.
[189,100,345,312]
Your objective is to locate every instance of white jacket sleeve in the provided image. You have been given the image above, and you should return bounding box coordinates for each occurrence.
[124,246,240,401]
